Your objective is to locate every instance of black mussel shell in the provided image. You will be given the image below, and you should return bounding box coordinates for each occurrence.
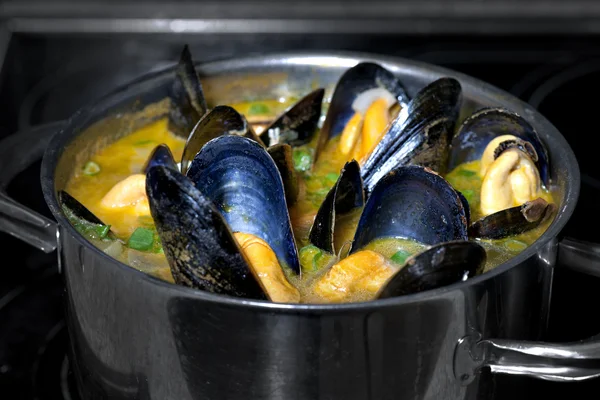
[315,62,409,160]
[180,106,257,175]
[469,197,556,239]
[308,160,364,254]
[457,190,471,227]
[146,165,266,299]
[377,241,486,298]
[362,77,462,192]
[143,144,178,174]
[448,107,550,186]
[186,135,300,274]
[58,190,116,239]
[352,165,468,253]
[267,144,299,206]
[259,88,324,147]
[168,45,208,136]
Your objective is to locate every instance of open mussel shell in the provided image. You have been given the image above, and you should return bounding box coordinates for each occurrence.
[315,62,409,159]
[448,107,550,186]
[58,190,116,239]
[180,105,259,175]
[146,165,267,299]
[143,144,178,173]
[352,165,468,253]
[267,144,299,206]
[259,88,324,147]
[469,197,557,239]
[186,135,300,274]
[377,241,486,298]
[308,160,364,254]
[168,45,208,136]
[362,77,462,192]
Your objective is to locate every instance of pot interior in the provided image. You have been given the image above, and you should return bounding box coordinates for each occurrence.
[43,52,579,303]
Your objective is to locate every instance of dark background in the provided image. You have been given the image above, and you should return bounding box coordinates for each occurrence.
[2,1,600,399]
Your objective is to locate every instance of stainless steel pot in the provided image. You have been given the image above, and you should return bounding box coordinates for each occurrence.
[0,52,598,400]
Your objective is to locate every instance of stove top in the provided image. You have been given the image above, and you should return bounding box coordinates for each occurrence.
[2,31,600,399]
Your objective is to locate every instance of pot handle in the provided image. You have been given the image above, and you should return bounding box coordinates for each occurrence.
[0,123,62,253]
[454,236,600,384]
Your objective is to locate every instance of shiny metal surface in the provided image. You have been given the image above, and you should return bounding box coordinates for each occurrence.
[5,1,600,34]
[558,237,600,278]
[0,124,60,252]
[1,52,599,399]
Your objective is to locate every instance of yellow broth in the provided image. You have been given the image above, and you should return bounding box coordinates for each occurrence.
[63,98,557,303]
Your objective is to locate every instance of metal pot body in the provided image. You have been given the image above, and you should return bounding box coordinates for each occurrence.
[60,225,555,400]
[31,53,577,400]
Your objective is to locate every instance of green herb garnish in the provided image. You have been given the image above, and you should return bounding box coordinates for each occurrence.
[461,189,475,205]
[82,161,101,176]
[457,169,477,178]
[62,204,111,241]
[292,148,313,172]
[324,172,340,185]
[128,227,155,251]
[390,249,411,265]
[133,140,155,146]
[248,103,270,116]
[299,244,322,273]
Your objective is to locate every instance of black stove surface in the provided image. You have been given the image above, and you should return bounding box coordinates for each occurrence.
[2,33,600,399]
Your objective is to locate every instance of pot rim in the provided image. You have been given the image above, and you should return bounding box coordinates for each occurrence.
[40,50,580,312]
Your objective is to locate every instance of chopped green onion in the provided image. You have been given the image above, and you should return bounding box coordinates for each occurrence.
[324,172,340,185]
[390,249,411,265]
[457,169,477,178]
[94,225,111,239]
[128,227,155,251]
[248,103,270,116]
[292,148,313,172]
[504,239,528,252]
[461,189,475,205]
[82,161,101,176]
[133,140,155,146]
[299,245,322,273]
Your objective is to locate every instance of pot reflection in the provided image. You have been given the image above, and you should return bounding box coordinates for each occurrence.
[167,296,454,399]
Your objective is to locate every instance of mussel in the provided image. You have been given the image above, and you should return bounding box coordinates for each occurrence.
[314,62,410,164]
[469,197,556,239]
[179,106,260,175]
[146,165,267,299]
[360,77,463,192]
[259,88,325,147]
[448,107,556,239]
[147,135,301,302]
[352,165,469,251]
[308,160,364,255]
[185,135,300,273]
[311,165,480,302]
[143,143,178,173]
[377,241,486,298]
[449,107,550,186]
[168,45,208,136]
